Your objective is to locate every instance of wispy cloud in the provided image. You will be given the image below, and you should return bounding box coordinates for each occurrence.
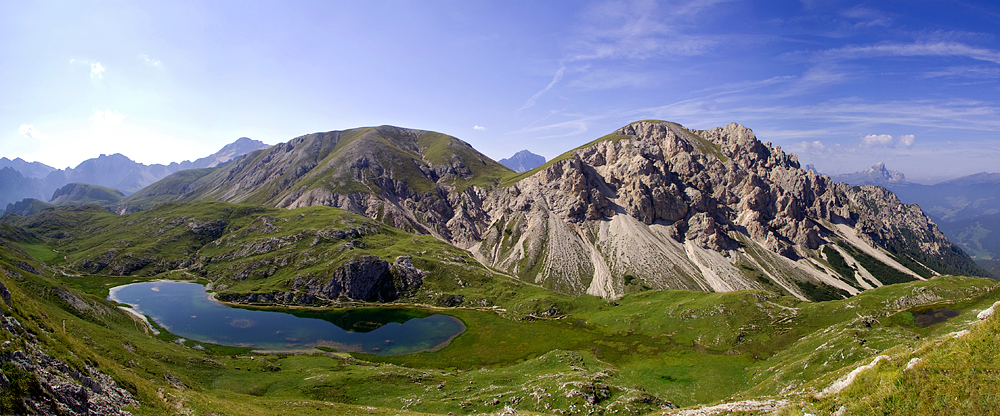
[473,125,486,131]
[518,0,726,111]
[840,5,894,28]
[90,62,105,79]
[920,65,1000,79]
[510,115,595,140]
[90,109,126,126]
[818,41,1000,64]
[795,140,832,155]
[518,66,566,112]
[139,53,161,66]
[18,124,45,141]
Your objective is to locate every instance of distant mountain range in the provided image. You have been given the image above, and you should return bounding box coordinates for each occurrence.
[0,137,269,208]
[832,163,1000,268]
[498,150,546,173]
[0,157,58,178]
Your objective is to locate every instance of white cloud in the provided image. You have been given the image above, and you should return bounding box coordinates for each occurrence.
[899,134,915,147]
[18,124,45,140]
[90,62,105,79]
[90,109,126,126]
[861,133,915,148]
[139,53,161,66]
[473,125,487,131]
[798,140,830,155]
[862,134,894,147]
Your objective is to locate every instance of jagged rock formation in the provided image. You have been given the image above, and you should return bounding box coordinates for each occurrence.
[475,122,864,298]
[122,121,989,301]
[832,163,910,187]
[498,150,546,173]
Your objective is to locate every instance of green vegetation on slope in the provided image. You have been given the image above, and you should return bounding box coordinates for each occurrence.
[788,294,1000,416]
[121,168,218,212]
[4,199,1000,415]
[939,212,1000,261]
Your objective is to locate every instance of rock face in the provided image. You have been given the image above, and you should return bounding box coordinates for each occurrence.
[132,121,988,300]
[498,150,546,173]
[0,292,138,415]
[5,198,55,216]
[472,122,983,298]
[292,255,424,302]
[217,255,425,304]
[158,126,509,249]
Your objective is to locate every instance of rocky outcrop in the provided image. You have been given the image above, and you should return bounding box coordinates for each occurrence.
[0,279,10,308]
[0,292,137,415]
[219,255,425,304]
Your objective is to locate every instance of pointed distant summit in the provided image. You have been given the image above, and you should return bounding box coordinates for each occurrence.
[186,137,269,169]
[498,150,546,173]
[831,162,909,187]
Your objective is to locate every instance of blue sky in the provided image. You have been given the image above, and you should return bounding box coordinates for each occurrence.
[2,0,999,183]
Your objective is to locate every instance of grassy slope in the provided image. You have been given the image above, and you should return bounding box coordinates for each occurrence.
[50,183,125,205]
[3,230,998,415]
[153,127,511,208]
[939,212,1000,260]
[7,202,569,317]
[5,201,1000,415]
[122,168,218,212]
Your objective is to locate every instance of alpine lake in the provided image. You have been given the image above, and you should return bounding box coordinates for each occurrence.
[107,280,465,355]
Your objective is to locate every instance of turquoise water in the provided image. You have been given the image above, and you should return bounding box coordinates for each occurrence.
[108,280,464,355]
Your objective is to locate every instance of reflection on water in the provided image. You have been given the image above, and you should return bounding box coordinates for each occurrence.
[108,281,464,355]
[912,308,961,328]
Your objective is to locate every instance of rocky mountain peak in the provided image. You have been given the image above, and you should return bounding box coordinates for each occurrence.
[498,150,546,173]
[473,120,980,298]
[831,162,909,187]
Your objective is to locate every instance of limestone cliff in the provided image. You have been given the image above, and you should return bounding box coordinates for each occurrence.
[471,121,984,299]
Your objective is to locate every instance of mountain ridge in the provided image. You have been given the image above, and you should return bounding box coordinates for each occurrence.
[1,138,270,209]
[124,120,990,300]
